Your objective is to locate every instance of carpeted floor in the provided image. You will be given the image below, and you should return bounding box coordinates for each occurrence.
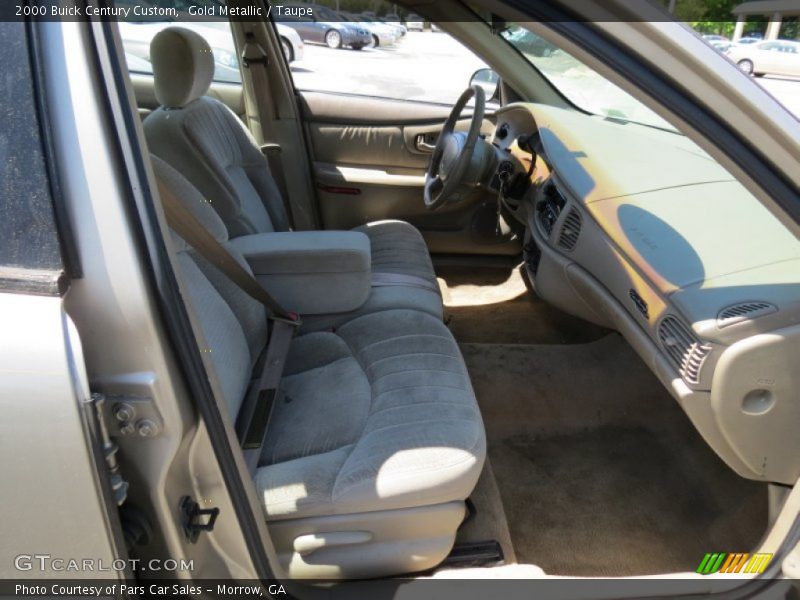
[454,458,517,565]
[437,265,609,345]
[459,337,768,576]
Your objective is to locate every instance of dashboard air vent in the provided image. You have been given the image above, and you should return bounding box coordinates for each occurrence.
[658,316,711,385]
[557,209,582,251]
[717,302,777,328]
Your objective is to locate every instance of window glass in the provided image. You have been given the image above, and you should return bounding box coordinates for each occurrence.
[500,25,674,130]
[119,20,242,84]
[279,14,491,105]
[0,22,64,275]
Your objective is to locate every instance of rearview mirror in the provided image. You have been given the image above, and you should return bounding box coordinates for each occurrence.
[469,68,500,100]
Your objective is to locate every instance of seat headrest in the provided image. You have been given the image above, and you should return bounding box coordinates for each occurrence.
[151,27,214,109]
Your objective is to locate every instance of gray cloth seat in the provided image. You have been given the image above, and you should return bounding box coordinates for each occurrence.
[142,26,439,293]
[152,156,486,578]
[258,309,485,521]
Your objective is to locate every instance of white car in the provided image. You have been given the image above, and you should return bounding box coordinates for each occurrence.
[727,39,800,77]
[276,23,305,62]
[405,14,425,31]
[340,12,398,47]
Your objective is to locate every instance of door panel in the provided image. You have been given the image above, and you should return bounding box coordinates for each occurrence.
[300,90,520,256]
[0,296,128,578]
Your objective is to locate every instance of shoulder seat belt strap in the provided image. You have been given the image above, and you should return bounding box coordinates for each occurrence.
[241,30,303,230]
[157,179,300,474]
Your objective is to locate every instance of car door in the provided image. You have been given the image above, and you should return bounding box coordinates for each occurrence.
[787,44,800,77]
[288,29,519,257]
[297,15,322,43]
[775,43,799,77]
[0,21,129,578]
[755,42,782,73]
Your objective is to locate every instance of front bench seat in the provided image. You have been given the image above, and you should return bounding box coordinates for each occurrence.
[143,27,439,292]
[153,156,486,579]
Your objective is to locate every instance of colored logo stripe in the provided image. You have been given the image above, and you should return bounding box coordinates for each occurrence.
[697,553,727,574]
[697,552,772,575]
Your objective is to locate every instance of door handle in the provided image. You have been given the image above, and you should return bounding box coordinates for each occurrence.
[415,134,437,153]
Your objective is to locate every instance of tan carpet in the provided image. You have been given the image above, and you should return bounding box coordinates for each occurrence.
[438,265,609,345]
[455,459,517,565]
[460,336,768,576]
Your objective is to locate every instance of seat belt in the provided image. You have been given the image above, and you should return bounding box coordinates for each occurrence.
[260,142,295,230]
[157,179,300,474]
[371,272,441,294]
[241,29,308,231]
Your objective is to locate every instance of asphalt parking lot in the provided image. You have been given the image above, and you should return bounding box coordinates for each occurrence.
[289,30,800,120]
[759,77,800,118]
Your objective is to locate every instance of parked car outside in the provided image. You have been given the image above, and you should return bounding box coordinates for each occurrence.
[405,14,425,31]
[279,3,372,50]
[135,0,304,61]
[356,14,406,39]
[382,18,407,36]
[727,39,800,77]
[276,23,305,62]
[709,39,735,53]
[383,12,401,26]
[503,26,559,57]
[737,37,762,45]
[339,11,399,47]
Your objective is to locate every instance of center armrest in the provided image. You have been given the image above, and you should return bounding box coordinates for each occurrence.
[229,231,371,315]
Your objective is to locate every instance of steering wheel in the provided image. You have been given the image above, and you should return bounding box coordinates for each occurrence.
[424,84,486,210]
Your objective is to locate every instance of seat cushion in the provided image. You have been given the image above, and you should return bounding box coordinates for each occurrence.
[352,220,437,286]
[299,283,444,333]
[256,308,486,521]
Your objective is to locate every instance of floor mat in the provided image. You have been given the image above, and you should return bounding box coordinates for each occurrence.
[461,336,768,576]
[438,265,609,345]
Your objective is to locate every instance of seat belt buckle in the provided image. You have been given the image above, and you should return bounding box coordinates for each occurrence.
[260,143,282,158]
[272,311,302,328]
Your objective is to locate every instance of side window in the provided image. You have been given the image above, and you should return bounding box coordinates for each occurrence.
[0,22,66,288]
[277,9,491,105]
[119,20,241,84]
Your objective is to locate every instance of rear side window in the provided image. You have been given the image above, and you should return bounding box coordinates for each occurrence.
[0,21,65,291]
[120,21,242,84]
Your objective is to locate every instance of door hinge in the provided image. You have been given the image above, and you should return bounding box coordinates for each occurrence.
[89,393,129,505]
[100,394,163,439]
[180,496,220,544]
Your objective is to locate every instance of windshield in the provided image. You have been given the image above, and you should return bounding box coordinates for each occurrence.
[502,25,675,131]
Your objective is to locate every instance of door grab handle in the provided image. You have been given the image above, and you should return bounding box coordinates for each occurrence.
[415,134,437,152]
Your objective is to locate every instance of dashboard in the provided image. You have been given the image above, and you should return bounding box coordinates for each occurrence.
[488,103,800,485]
